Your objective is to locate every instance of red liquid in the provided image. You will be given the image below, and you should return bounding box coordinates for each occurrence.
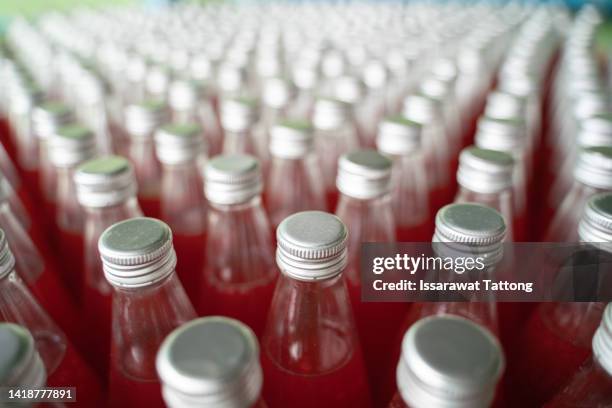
[139,197,161,219]
[0,117,17,161]
[347,277,409,407]
[173,232,205,304]
[261,348,371,408]
[58,228,85,301]
[545,359,612,407]
[109,366,163,408]
[396,223,432,243]
[200,274,277,337]
[509,309,592,407]
[82,284,112,381]
[388,392,408,408]
[326,190,338,213]
[48,343,105,407]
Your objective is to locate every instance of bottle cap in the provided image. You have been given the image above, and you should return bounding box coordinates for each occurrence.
[217,64,246,95]
[32,101,74,140]
[362,60,388,89]
[125,100,168,137]
[397,315,504,408]
[99,217,176,288]
[220,97,258,133]
[155,123,206,165]
[0,323,46,388]
[577,113,612,147]
[578,193,612,246]
[313,98,350,131]
[276,211,348,281]
[433,203,506,267]
[376,115,422,156]
[0,229,16,279]
[157,317,262,408]
[574,146,612,190]
[48,124,97,168]
[146,65,171,97]
[291,65,318,90]
[593,303,612,376]
[204,154,262,205]
[484,91,526,120]
[168,79,204,111]
[402,94,442,124]
[337,150,392,200]
[75,155,138,208]
[262,77,292,109]
[332,76,364,105]
[475,116,527,154]
[457,147,514,194]
[420,77,451,100]
[270,119,314,159]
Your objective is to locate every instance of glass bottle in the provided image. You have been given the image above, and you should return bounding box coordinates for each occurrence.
[100,217,197,408]
[475,116,529,240]
[0,323,47,390]
[333,149,397,404]
[74,155,143,379]
[261,211,371,408]
[49,124,98,300]
[545,147,612,242]
[545,303,612,407]
[124,100,168,219]
[168,78,222,156]
[402,93,452,212]
[201,154,277,337]
[455,146,516,241]
[265,119,326,228]
[155,123,207,304]
[359,59,389,148]
[156,316,267,408]
[74,72,114,155]
[0,230,103,406]
[390,315,504,408]
[312,98,359,211]
[513,193,612,406]
[376,116,430,242]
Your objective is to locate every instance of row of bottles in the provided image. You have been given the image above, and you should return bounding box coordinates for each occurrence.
[0,1,611,407]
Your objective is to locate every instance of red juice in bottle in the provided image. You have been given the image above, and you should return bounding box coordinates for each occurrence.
[393,315,504,408]
[157,317,268,408]
[100,218,197,408]
[376,116,431,242]
[262,211,371,408]
[124,101,168,219]
[75,155,145,377]
[201,155,277,336]
[545,304,612,407]
[155,122,208,303]
[265,119,327,228]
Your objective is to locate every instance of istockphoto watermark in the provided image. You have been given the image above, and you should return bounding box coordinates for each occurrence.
[360,243,612,302]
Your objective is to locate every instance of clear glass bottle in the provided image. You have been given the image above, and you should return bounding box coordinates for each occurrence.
[156,316,267,408]
[265,119,326,228]
[376,116,430,242]
[545,303,612,407]
[100,217,197,408]
[74,155,143,379]
[390,315,504,408]
[402,93,451,212]
[202,154,277,337]
[514,193,612,406]
[0,230,103,406]
[312,97,359,211]
[74,72,114,155]
[455,146,516,241]
[168,78,222,156]
[220,97,261,161]
[49,124,97,299]
[124,100,168,218]
[359,59,389,148]
[545,147,612,242]
[155,123,207,304]
[261,211,371,408]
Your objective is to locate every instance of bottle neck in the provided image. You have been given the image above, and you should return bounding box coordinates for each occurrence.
[56,166,84,233]
[161,161,206,235]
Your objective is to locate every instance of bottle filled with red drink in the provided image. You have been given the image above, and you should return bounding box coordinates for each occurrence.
[156,316,266,408]
[389,315,505,408]
[123,100,168,218]
[265,119,327,228]
[74,154,143,379]
[261,211,371,408]
[155,122,207,304]
[100,217,197,408]
[201,154,277,336]
[376,116,430,242]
